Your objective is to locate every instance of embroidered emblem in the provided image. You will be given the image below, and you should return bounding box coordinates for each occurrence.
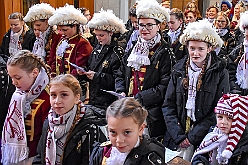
[155,61,159,69]
[179,45,184,51]
[102,60,109,68]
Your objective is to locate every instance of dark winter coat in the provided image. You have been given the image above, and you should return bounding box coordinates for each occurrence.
[170,37,188,61]
[0,27,36,56]
[90,136,166,165]
[218,29,236,59]
[227,43,248,95]
[115,40,175,137]
[162,52,230,150]
[191,124,248,165]
[0,55,15,133]
[32,107,107,165]
[80,40,124,110]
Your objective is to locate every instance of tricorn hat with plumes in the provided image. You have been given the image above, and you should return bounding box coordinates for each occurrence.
[136,0,170,22]
[48,4,87,26]
[87,9,127,34]
[23,3,55,22]
[180,19,223,48]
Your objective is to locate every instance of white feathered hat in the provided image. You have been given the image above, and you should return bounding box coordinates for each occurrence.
[180,19,223,48]
[48,4,87,26]
[87,9,127,34]
[23,3,55,22]
[240,12,248,32]
[136,0,170,22]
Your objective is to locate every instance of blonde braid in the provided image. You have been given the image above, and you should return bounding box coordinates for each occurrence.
[182,57,190,89]
[234,46,244,64]
[45,26,54,52]
[196,53,210,91]
[19,51,51,80]
[20,25,26,44]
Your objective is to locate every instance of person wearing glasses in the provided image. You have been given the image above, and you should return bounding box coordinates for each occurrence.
[168,8,188,61]
[214,12,236,58]
[116,0,175,139]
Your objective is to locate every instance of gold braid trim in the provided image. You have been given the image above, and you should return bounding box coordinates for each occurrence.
[185,116,191,133]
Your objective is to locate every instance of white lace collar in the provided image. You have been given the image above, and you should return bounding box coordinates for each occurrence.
[106,138,140,165]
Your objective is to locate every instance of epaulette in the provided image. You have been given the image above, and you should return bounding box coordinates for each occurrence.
[52,29,59,35]
[100,141,112,147]
[80,34,90,42]
[113,46,124,61]
[45,85,50,95]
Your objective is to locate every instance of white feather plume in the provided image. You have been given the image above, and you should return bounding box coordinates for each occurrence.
[136,0,170,22]
[87,9,127,34]
[48,4,87,26]
[23,3,55,22]
[180,19,223,48]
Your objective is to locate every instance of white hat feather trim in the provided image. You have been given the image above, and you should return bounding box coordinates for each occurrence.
[23,3,55,22]
[180,19,223,48]
[240,12,248,32]
[87,9,127,34]
[48,4,87,26]
[136,0,169,22]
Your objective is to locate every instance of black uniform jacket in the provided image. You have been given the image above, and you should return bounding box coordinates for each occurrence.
[115,40,175,122]
[0,27,35,56]
[80,40,124,109]
[90,136,166,165]
[227,43,248,95]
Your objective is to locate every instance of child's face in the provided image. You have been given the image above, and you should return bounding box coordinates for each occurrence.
[216,114,233,134]
[7,65,38,92]
[50,83,80,115]
[9,19,24,33]
[107,116,145,153]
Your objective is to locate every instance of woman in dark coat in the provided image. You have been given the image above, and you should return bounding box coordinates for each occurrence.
[214,11,236,58]
[167,8,188,61]
[78,9,126,112]
[0,12,35,57]
[162,20,230,161]
[227,12,248,96]
[115,0,174,138]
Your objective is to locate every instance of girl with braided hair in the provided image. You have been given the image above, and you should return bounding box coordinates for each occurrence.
[168,8,188,61]
[32,74,107,165]
[0,12,36,57]
[1,50,50,165]
[162,19,230,161]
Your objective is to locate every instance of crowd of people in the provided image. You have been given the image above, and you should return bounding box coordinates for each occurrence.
[0,0,248,164]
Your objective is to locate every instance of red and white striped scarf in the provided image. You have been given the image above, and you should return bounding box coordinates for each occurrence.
[127,33,161,71]
[1,67,49,164]
[45,102,85,165]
